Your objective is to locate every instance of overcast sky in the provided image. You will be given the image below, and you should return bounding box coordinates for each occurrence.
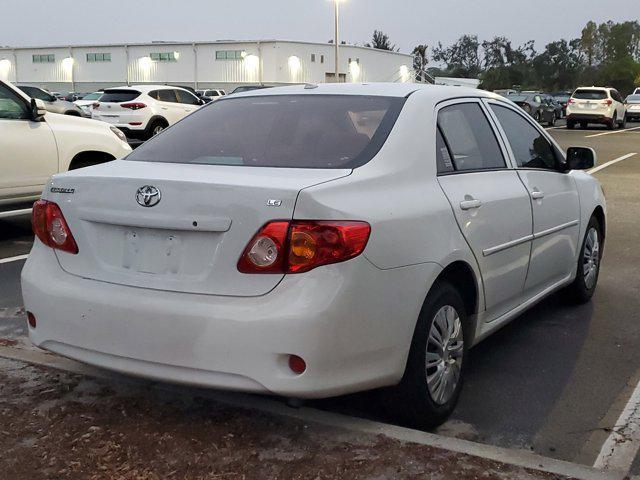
[4,0,639,54]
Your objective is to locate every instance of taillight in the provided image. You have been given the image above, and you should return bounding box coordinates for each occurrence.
[238,220,370,274]
[120,102,147,110]
[32,200,79,254]
[567,99,575,105]
[92,102,100,109]
[603,99,613,106]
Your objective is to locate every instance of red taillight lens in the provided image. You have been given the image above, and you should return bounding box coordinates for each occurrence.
[238,220,370,274]
[120,102,147,110]
[567,99,575,105]
[288,355,306,374]
[603,99,613,106]
[92,102,100,109]
[32,200,79,254]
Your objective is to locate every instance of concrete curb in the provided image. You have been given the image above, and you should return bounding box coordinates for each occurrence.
[0,345,624,480]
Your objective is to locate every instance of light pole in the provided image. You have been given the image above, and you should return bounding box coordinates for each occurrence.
[333,0,340,81]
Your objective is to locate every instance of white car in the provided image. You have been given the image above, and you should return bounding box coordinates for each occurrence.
[22,83,606,427]
[625,94,640,122]
[566,87,627,130]
[92,85,204,140]
[74,92,103,116]
[0,80,131,211]
[197,89,226,101]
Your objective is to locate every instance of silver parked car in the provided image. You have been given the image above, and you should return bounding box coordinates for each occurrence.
[15,85,87,117]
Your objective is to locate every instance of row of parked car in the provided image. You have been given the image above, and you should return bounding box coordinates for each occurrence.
[498,87,640,129]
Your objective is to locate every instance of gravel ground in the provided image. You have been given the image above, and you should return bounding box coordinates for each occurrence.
[0,357,569,480]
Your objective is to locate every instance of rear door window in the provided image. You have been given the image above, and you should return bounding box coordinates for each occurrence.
[437,103,506,172]
[100,90,141,103]
[157,89,178,103]
[573,89,607,100]
[490,104,559,170]
[126,94,405,169]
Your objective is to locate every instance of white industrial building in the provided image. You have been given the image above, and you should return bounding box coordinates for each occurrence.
[0,40,416,93]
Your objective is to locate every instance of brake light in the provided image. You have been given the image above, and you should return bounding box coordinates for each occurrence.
[238,220,370,274]
[603,99,613,106]
[92,102,100,109]
[567,99,575,105]
[32,200,78,254]
[120,102,147,110]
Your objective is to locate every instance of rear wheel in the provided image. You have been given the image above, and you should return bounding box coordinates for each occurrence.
[547,115,556,127]
[620,114,627,130]
[580,121,588,129]
[608,113,617,130]
[395,282,467,429]
[566,216,602,304]
[567,120,575,129]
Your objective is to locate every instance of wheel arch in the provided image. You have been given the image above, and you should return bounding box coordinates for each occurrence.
[592,205,606,249]
[68,151,116,170]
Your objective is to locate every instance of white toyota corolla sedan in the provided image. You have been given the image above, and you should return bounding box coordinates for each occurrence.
[22,83,606,427]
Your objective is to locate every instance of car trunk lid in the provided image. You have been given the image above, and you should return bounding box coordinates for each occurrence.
[50,160,350,296]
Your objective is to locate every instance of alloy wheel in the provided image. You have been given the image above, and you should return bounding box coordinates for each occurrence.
[426,305,464,405]
[583,227,600,289]
[153,125,165,135]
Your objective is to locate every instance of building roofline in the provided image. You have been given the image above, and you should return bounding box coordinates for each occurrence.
[0,39,412,58]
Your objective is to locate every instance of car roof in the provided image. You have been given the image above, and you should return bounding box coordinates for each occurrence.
[229,82,495,101]
[104,85,190,93]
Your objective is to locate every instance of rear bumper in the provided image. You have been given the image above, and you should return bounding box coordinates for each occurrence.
[566,113,611,123]
[21,241,440,398]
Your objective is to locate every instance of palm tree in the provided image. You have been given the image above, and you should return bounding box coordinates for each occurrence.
[412,44,432,83]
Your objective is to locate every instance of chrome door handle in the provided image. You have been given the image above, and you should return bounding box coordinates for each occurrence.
[531,190,545,200]
[460,199,482,210]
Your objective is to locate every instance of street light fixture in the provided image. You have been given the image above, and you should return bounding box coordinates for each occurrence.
[331,0,345,82]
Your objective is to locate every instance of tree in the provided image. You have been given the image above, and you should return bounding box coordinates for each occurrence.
[531,40,583,91]
[366,30,396,51]
[412,44,429,82]
[432,35,481,78]
[580,21,599,66]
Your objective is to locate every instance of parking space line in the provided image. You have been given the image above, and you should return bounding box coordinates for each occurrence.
[593,377,640,473]
[585,126,640,138]
[588,153,637,175]
[545,126,564,131]
[0,254,29,265]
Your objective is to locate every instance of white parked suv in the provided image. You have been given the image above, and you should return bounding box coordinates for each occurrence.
[22,83,606,428]
[92,85,204,140]
[197,89,226,101]
[566,87,627,130]
[0,80,131,212]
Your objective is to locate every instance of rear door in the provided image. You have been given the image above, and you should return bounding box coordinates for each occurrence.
[436,100,533,320]
[156,89,183,124]
[487,101,580,294]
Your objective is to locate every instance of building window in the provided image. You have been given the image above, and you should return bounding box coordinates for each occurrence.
[86,53,111,62]
[311,54,316,63]
[32,54,55,63]
[150,52,178,62]
[215,50,245,60]
[320,55,324,64]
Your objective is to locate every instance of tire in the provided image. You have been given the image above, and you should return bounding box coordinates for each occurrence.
[547,115,556,127]
[565,216,602,304]
[620,114,627,130]
[534,111,541,122]
[395,282,468,429]
[567,120,575,130]
[607,113,617,130]
[580,121,588,129]
[145,119,168,140]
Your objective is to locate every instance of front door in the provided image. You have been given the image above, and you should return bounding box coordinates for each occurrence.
[0,83,58,202]
[487,102,581,294]
[436,101,533,320]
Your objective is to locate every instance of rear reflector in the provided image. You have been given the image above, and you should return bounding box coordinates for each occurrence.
[32,200,79,254]
[27,312,36,329]
[288,355,306,374]
[128,122,143,126]
[238,220,370,274]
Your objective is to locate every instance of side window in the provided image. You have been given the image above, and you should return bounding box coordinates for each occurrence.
[0,83,30,120]
[148,90,159,100]
[490,104,558,170]
[435,128,454,174]
[157,89,178,103]
[437,103,506,172]
[176,89,201,105]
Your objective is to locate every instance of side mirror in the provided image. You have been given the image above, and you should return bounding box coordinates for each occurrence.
[566,146,596,170]
[31,98,47,120]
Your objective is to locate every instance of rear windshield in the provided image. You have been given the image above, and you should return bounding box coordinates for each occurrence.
[626,95,640,103]
[100,89,141,103]
[507,95,529,102]
[126,94,405,169]
[573,89,607,100]
[82,92,102,100]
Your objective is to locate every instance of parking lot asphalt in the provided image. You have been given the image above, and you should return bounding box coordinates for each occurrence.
[1,120,640,475]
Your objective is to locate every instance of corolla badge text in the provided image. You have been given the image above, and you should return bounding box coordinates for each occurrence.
[136,185,161,207]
